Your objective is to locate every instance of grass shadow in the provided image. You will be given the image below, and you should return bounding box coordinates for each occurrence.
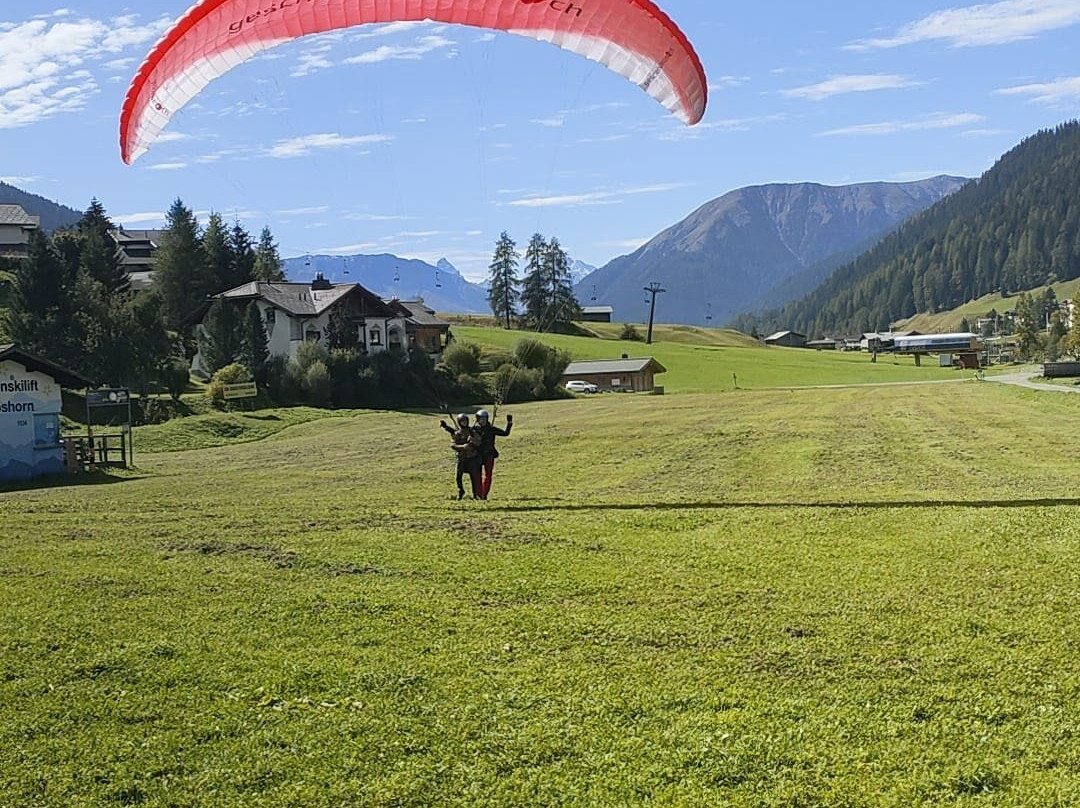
[0,470,144,495]
[484,497,1080,513]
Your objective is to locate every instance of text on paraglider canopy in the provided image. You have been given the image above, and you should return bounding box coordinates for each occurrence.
[229,0,319,35]
[519,0,585,16]
[228,0,585,32]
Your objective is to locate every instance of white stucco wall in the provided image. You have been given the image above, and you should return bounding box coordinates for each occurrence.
[0,359,64,482]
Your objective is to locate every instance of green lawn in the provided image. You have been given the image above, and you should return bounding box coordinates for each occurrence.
[4,377,1080,806]
[454,324,964,393]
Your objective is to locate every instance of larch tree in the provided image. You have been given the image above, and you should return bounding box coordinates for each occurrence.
[486,231,520,329]
[519,232,549,329]
[253,226,285,282]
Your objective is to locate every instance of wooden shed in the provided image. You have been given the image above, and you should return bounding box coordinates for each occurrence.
[562,356,667,392]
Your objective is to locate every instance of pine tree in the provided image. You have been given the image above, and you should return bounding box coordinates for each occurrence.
[202,212,233,294]
[240,302,270,383]
[519,233,549,329]
[198,298,242,374]
[229,219,256,288]
[155,199,208,330]
[486,231,520,329]
[547,237,581,325]
[253,226,285,282]
[4,229,73,362]
[78,199,128,293]
[324,306,357,350]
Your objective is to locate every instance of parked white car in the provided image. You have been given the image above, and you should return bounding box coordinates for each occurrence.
[565,380,600,393]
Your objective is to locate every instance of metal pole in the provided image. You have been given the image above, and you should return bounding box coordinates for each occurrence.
[643,282,666,345]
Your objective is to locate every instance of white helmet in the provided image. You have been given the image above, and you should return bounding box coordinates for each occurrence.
[456,413,469,425]
[475,409,490,420]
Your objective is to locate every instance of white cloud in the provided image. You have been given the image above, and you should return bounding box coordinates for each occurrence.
[0,13,170,129]
[997,76,1080,103]
[782,74,923,100]
[848,0,1080,50]
[819,112,984,136]
[346,212,414,222]
[145,162,187,171]
[264,132,393,158]
[344,35,455,65]
[531,115,566,128]
[276,206,330,216]
[113,211,168,226]
[314,242,381,254]
[708,76,750,91]
[0,175,40,185]
[507,183,686,209]
[657,115,787,141]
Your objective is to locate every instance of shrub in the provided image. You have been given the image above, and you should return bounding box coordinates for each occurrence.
[620,323,645,342]
[163,359,191,401]
[207,362,252,407]
[514,338,551,370]
[294,340,330,373]
[303,360,332,407]
[440,342,482,377]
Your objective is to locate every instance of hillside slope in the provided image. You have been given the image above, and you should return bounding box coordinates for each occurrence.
[580,176,967,326]
[750,121,1080,338]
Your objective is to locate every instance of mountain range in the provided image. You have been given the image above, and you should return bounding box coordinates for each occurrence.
[580,176,969,326]
[283,253,491,314]
[746,120,1080,338]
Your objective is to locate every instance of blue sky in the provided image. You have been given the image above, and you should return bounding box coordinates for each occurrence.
[2,1,1079,281]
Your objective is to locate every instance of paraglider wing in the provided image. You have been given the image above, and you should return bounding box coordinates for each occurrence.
[120,0,708,163]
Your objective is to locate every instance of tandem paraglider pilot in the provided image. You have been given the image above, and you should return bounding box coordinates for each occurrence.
[472,409,512,500]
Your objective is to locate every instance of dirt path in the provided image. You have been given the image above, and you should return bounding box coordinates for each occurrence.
[985,369,1080,393]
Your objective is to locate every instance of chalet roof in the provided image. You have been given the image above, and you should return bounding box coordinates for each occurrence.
[0,344,95,389]
[113,228,164,244]
[388,299,448,327]
[223,281,358,317]
[0,204,39,227]
[582,306,614,315]
[563,357,667,376]
[765,330,806,341]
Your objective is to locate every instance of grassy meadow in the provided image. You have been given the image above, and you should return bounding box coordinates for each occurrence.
[453,324,962,393]
[4,339,1080,806]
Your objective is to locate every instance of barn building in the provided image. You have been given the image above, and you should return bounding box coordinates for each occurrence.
[562,356,667,392]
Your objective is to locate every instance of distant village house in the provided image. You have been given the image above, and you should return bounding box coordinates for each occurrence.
[191,274,448,375]
[0,205,40,259]
[562,356,667,393]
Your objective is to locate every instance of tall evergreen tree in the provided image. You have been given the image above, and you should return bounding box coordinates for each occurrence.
[4,229,74,362]
[240,302,270,383]
[155,199,208,330]
[486,231,520,329]
[201,212,233,294]
[198,298,242,374]
[546,237,581,325]
[520,233,549,329]
[78,199,128,293]
[229,220,257,288]
[253,226,285,282]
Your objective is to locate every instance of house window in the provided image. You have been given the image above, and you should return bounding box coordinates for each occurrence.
[306,329,322,342]
[369,328,382,345]
[265,308,276,327]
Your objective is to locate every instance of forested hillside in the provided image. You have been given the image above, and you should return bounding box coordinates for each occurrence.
[739,121,1080,337]
[0,182,81,232]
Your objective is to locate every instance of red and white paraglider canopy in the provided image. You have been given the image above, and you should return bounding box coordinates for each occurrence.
[120,0,708,164]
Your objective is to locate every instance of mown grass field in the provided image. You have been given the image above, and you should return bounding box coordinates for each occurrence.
[453,324,963,393]
[4,354,1080,806]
